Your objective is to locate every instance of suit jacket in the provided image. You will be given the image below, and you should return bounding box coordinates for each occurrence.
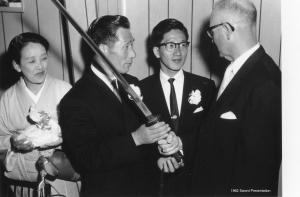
[189,47,281,196]
[140,71,216,195]
[59,70,153,196]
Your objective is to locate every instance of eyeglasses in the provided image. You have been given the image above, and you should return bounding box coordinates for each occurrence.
[206,22,235,39]
[158,41,190,52]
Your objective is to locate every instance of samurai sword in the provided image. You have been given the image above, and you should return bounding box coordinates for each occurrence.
[51,0,183,162]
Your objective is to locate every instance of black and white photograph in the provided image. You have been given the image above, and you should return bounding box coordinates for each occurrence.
[0,0,297,196]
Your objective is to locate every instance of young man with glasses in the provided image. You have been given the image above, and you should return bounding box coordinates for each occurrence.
[140,18,216,196]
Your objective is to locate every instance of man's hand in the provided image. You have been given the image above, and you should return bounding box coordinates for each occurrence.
[158,132,182,156]
[10,134,34,152]
[157,157,183,173]
[132,122,170,146]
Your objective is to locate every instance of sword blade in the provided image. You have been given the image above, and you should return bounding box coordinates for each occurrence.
[51,0,152,118]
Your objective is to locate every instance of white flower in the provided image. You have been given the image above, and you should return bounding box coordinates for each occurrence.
[28,106,43,123]
[188,89,201,105]
[128,84,143,100]
[17,106,62,147]
[28,106,51,129]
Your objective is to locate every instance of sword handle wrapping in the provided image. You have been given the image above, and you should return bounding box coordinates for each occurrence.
[146,115,183,163]
[145,114,161,127]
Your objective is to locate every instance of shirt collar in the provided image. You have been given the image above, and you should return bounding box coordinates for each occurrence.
[91,65,122,102]
[228,43,260,74]
[91,64,115,89]
[159,69,184,83]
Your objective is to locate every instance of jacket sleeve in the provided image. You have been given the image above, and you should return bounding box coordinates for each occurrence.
[234,80,281,193]
[59,99,142,174]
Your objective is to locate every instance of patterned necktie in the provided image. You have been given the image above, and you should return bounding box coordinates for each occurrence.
[111,79,121,101]
[111,79,118,91]
[217,65,234,100]
[168,78,179,133]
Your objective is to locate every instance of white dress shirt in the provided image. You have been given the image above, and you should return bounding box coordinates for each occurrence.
[91,65,121,101]
[160,69,184,115]
[217,43,260,99]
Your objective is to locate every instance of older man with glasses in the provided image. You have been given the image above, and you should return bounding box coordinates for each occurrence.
[140,18,216,196]
[165,0,281,196]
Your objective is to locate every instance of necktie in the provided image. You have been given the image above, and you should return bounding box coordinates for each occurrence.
[111,79,118,91]
[217,66,234,99]
[168,78,179,133]
[111,79,121,101]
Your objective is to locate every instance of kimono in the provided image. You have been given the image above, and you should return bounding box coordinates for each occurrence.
[0,75,80,197]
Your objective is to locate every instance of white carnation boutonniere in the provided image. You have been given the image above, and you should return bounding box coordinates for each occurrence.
[188,89,201,105]
[188,90,204,113]
[128,84,143,100]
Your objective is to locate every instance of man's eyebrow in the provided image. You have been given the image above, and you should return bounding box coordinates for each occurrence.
[123,39,135,44]
[128,39,135,43]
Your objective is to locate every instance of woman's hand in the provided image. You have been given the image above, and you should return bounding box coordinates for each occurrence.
[10,134,34,152]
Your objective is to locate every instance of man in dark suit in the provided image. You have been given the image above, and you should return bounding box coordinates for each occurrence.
[180,0,281,196]
[161,0,281,196]
[140,18,216,196]
[59,15,174,197]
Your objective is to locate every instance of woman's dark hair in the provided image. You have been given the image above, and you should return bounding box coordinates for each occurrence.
[8,32,49,64]
[151,18,189,47]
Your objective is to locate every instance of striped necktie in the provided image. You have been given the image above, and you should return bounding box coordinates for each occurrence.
[111,79,121,101]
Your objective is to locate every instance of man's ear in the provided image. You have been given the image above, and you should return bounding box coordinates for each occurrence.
[99,43,109,54]
[12,60,21,72]
[153,47,160,58]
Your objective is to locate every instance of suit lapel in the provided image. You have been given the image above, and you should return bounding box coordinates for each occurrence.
[180,72,192,121]
[154,74,171,122]
[86,70,122,106]
[214,47,265,111]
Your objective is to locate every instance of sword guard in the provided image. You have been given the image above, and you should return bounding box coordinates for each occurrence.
[145,114,160,127]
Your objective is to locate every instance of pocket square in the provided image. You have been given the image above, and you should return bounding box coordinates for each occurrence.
[193,106,203,113]
[220,111,237,119]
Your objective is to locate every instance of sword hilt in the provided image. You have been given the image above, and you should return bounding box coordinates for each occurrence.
[146,115,183,163]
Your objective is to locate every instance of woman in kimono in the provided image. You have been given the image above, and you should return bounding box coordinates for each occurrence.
[0,32,80,197]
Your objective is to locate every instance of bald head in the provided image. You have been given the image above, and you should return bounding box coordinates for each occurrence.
[209,0,258,60]
[212,0,257,27]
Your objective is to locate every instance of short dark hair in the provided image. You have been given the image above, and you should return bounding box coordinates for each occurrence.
[87,15,130,46]
[8,32,49,64]
[151,18,189,47]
